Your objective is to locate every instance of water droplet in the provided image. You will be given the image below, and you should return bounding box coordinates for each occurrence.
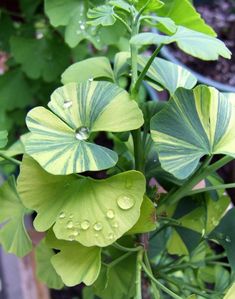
[93,222,103,231]
[153,159,157,163]
[73,229,80,237]
[76,30,81,35]
[107,233,114,240]
[211,217,218,226]
[112,222,118,228]
[81,220,90,230]
[78,20,82,24]
[59,211,65,219]
[69,213,74,219]
[225,235,231,243]
[63,100,72,109]
[106,209,115,219]
[75,126,90,140]
[97,38,101,43]
[88,77,93,82]
[80,24,85,30]
[117,195,135,210]
[68,235,75,241]
[67,221,74,229]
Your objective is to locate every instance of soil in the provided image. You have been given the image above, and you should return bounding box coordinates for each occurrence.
[169,0,235,86]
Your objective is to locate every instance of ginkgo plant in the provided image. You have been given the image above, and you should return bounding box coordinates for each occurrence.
[1,0,235,298]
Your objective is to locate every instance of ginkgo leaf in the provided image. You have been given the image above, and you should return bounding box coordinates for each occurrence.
[87,5,116,26]
[138,56,197,94]
[127,196,156,234]
[151,85,235,179]
[25,81,143,175]
[0,177,32,257]
[131,26,231,61]
[46,231,101,286]
[135,0,164,11]
[35,239,64,289]
[10,36,70,82]
[45,0,103,48]
[17,155,146,247]
[156,0,216,36]
[61,57,114,84]
[0,131,8,148]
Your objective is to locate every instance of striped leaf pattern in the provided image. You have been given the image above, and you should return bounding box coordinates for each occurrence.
[26,81,143,175]
[138,56,197,94]
[151,85,235,179]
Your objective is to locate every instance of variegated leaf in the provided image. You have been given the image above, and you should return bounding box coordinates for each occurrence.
[25,81,143,175]
[151,85,235,179]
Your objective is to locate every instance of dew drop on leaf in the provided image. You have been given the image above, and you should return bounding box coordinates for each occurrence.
[107,233,114,240]
[93,222,103,231]
[75,127,90,140]
[73,229,80,237]
[112,222,118,228]
[80,24,85,30]
[88,77,93,82]
[117,195,135,210]
[106,209,115,219]
[63,100,72,109]
[225,235,231,243]
[69,213,74,219]
[67,220,74,229]
[81,220,90,230]
[59,211,65,219]
[68,235,75,241]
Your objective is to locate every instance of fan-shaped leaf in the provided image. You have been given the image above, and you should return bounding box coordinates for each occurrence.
[45,0,102,48]
[17,155,146,247]
[138,56,197,94]
[25,81,143,174]
[151,85,235,179]
[35,239,64,289]
[156,0,216,36]
[0,177,32,257]
[131,26,231,61]
[61,57,114,84]
[46,231,101,287]
[87,5,116,26]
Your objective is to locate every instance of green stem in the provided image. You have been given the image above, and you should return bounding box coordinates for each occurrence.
[133,45,163,93]
[187,182,235,196]
[113,14,132,33]
[161,155,233,206]
[142,263,182,299]
[132,129,144,171]
[113,242,142,252]
[108,251,134,268]
[136,249,144,299]
[144,252,160,299]
[0,153,21,166]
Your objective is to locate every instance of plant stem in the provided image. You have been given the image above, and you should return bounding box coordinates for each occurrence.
[114,13,132,33]
[144,252,160,299]
[134,45,163,93]
[161,155,233,206]
[0,153,21,166]
[142,263,182,299]
[136,249,144,299]
[113,242,142,252]
[108,251,134,268]
[132,129,144,172]
[187,182,235,196]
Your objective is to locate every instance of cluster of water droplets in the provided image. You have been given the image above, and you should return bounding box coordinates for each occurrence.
[57,181,135,242]
[76,20,86,35]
